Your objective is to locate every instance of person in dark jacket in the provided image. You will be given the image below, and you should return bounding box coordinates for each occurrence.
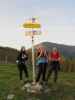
[16,46,29,81]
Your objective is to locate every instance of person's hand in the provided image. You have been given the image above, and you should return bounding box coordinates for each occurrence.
[60,58,64,64]
[16,60,19,64]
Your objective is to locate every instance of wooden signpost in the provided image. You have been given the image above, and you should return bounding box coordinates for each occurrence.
[22,18,41,84]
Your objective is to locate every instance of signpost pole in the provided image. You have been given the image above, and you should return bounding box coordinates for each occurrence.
[31,35,35,84]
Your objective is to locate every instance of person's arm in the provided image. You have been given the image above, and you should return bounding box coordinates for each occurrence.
[44,50,47,57]
[58,52,61,61]
[16,53,20,64]
[37,49,42,59]
[48,52,52,62]
[44,50,49,62]
[25,52,28,60]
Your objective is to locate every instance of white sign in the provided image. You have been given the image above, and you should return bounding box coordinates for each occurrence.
[25,30,41,36]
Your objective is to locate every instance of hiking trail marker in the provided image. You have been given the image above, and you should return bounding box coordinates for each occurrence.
[22,18,41,84]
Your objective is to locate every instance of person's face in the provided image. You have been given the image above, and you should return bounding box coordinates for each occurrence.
[53,48,57,53]
[21,47,25,52]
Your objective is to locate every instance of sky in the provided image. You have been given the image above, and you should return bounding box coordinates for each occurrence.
[0,0,75,50]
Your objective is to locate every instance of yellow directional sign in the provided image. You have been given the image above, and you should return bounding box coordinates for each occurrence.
[23,22,41,28]
[23,18,41,29]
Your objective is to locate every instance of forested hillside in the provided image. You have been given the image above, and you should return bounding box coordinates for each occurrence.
[0,42,75,72]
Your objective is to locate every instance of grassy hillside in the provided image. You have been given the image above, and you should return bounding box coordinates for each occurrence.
[0,64,75,100]
[0,47,19,64]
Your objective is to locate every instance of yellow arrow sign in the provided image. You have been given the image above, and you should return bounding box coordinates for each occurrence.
[23,22,41,28]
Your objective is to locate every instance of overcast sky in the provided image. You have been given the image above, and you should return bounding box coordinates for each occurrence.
[0,0,75,49]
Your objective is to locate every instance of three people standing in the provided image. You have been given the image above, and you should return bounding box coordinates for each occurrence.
[16,46,61,84]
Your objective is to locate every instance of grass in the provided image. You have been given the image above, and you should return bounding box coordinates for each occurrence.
[0,64,75,100]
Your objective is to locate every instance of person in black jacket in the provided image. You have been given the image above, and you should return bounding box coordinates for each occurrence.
[16,46,29,81]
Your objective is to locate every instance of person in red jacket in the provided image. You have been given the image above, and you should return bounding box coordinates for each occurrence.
[46,47,61,83]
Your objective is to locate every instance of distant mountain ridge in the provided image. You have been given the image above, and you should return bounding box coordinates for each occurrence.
[36,42,75,58]
[0,42,75,64]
